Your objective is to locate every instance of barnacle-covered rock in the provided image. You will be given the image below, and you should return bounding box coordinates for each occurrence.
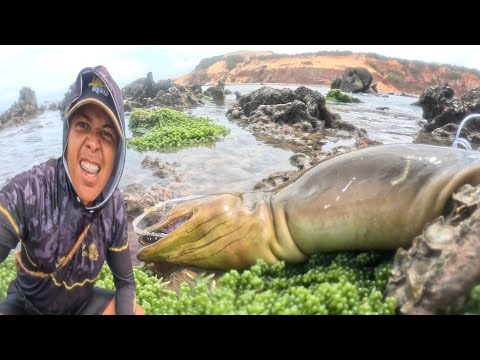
[386,184,480,314]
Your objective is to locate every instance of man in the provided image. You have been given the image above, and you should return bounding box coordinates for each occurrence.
[0,65,143,315]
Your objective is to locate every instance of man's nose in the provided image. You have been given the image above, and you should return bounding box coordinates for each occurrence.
[85,130,102,151]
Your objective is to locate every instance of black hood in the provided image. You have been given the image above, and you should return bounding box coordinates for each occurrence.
[62,65,126,213]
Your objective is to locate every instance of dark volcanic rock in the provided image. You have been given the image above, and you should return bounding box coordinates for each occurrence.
[122,73,203,109]
[386,184,480,315]
[0,87,42,128]
[332,67,375,94]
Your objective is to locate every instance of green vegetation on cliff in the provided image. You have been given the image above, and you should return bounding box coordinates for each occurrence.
[225,54,244,70]
[195,55,224,71]
[194,54,245,72]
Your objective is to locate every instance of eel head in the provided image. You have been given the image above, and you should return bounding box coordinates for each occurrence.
[136,193,278,270]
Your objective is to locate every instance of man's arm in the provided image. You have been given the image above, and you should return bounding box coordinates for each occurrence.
[0,178,25,261]
[106,246,137,315]
[105,192,138,315]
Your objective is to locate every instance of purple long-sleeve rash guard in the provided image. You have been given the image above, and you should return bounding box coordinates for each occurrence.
[0,159,136,314]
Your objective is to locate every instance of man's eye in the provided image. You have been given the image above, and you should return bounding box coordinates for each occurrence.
[101,130,114,140]
[76,121,88,129]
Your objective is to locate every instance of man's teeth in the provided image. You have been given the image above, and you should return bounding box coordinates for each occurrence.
[80,161,100,173]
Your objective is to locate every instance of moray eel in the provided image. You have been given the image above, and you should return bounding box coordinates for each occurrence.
[136,144,480,270]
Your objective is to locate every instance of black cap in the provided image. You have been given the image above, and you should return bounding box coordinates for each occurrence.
[66,70,123,138]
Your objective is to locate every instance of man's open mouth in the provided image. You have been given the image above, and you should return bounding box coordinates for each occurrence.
[80,160,100,174]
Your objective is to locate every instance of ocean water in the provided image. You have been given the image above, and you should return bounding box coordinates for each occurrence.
[0,84,423,195]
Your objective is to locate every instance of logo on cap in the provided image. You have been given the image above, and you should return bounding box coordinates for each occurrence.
[88,76,109,97]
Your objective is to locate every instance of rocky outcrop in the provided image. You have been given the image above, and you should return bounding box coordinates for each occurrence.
[229,86,338,128]
[419,85,480,132]
[249,100,320,135]
[331,67,376,94]
[294,86,336,125]
[122,183,173,218]
[0,87,42,128]
[254,169,299,191]
[141,156,180,178]
[386,184,480,315]
[204,81,226,103]
[238,86,296,117]
[204,88,224,102]
[226,85,368,159]
[122,73,204,109]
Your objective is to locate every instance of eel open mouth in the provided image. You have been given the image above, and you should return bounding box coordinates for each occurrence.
[137,213,193,246]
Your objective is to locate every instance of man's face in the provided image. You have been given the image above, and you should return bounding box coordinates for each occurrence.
[66,103,118,207]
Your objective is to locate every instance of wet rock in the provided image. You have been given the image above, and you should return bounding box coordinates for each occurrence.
[0,87,42,128]
[418,85,472,132]
[189,85,203,95]
[293,121,313,133]
[294,86,334,126]
[230,109,242,119]
[386,184,480,314]
[123,78,145,100]
[122,73,203,109]
[227,85,367,160]
[153,87,202,108]
[239,86,296,117]
[204,86,225,102]
[144,72,156,98]
[141,156,180,178]
[431,123,460,142]
[331,77,342,89]
[340,74,364,93]
[155,79,176,93]
[289,153,312,170]
[122,183,174,218]
[230,85,338,129]
[253,100,316,125]
[334,120,366,135]
[332,67,374,94]
[253,170,299,191]
[415,84,480,146]
[461,88,480,112]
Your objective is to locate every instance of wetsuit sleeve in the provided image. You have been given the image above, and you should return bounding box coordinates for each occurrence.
[0,178,26,256]
[106,199,136,315]
[106,244,136,315]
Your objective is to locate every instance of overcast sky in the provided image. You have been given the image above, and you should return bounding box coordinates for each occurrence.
[1,45,480,111]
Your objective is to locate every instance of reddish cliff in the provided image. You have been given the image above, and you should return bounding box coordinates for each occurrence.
[175,50,480,96]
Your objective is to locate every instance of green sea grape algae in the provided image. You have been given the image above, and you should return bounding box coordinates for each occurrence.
[127,108,230,151]
[3,253,480,314]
